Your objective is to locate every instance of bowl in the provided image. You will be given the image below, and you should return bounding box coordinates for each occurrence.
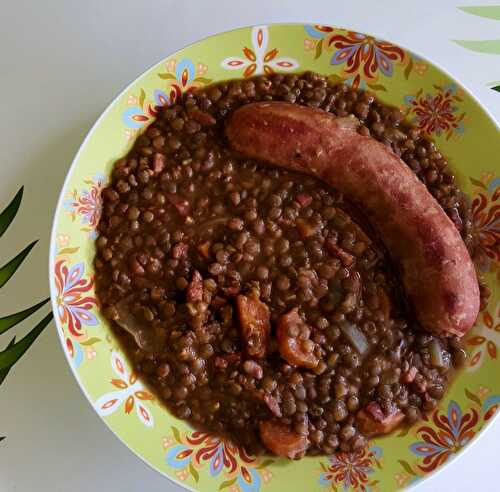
[49,23,500,492]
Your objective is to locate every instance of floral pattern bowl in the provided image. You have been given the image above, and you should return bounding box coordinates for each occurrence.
[49,24,500,492]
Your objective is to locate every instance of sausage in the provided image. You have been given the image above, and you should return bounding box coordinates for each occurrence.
[226,102,479,337]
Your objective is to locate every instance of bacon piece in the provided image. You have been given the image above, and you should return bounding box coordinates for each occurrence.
[166,193,190,217]
[357,402,404,436]
[186,270,203,302]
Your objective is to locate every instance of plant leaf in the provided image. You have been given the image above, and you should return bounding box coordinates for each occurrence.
[219,477,237,490]
[0,187,23,239]
[138,88,146,108]
[404,57,414,79]
[469,177,487,189]
[465,388,482,406]
[0,298,50,335]
[0,337,16,385]
[453,39,500,54]
[171,426,182,444]
[0,312,53,375]
[189,462,199,483]
[80,337,101,346]
[398,460,417,476]
[193,77,212,84]
[492,85,500,93]
[315,40,323,59]
[459,6,500,21]
[58,247,80,255]
[158,72,177,80]
[0,241,37,288]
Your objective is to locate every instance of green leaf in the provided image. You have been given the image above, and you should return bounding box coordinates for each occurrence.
[171,426,182,444]
[0,298,50,335]
[320,461,328,472]
[398,459,417,476]
[315,40,323,59]
[57,247,80,255]
[138,88,146,108]
[453,39,500,54]
[367,83,387,92]
[188,462,199,483]
[0,187,23,239]
[80,337,101,346]
[256,458,274,469]
[465,388,482,406]
[459,6,500,21]
[469,177,487,189]
[404,57,414,79]
[0,312,53,375]
[219,477,237,490]
[0,337,16,385]
[492,85,500,93]
[193,77,212,84]
[158,72,176,80]
[0,241,37,288]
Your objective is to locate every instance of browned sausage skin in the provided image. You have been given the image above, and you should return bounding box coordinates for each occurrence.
[226,102,479,337]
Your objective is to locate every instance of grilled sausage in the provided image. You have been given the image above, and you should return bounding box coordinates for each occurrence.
[226,102,479,337]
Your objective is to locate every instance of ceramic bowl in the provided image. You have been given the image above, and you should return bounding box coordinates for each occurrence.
[49,23,500,492]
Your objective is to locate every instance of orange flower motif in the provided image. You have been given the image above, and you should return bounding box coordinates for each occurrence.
[466,303,500,371]
[221,25,299,77]
[414,62,428,75]
[94,351,154,427]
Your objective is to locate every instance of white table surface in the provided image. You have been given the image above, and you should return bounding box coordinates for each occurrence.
[0,1,499,491]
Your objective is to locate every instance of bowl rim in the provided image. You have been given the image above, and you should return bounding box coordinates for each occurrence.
[48,21,500,492]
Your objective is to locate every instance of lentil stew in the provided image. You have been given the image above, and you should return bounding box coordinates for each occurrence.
[94,71,487,459]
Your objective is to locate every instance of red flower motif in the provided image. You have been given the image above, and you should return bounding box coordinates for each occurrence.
[54,259,98,337]
[410,400,479,473]
[320,446,381,491]
[186,431,257,474]
[405,85,465,139]
[328,31,405,82]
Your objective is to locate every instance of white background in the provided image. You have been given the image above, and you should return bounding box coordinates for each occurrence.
[0,1,499,491]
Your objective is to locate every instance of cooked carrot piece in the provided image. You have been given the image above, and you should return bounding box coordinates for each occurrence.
[277,308,319,369]
[236,295,270,358]
[259,420,308,459]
